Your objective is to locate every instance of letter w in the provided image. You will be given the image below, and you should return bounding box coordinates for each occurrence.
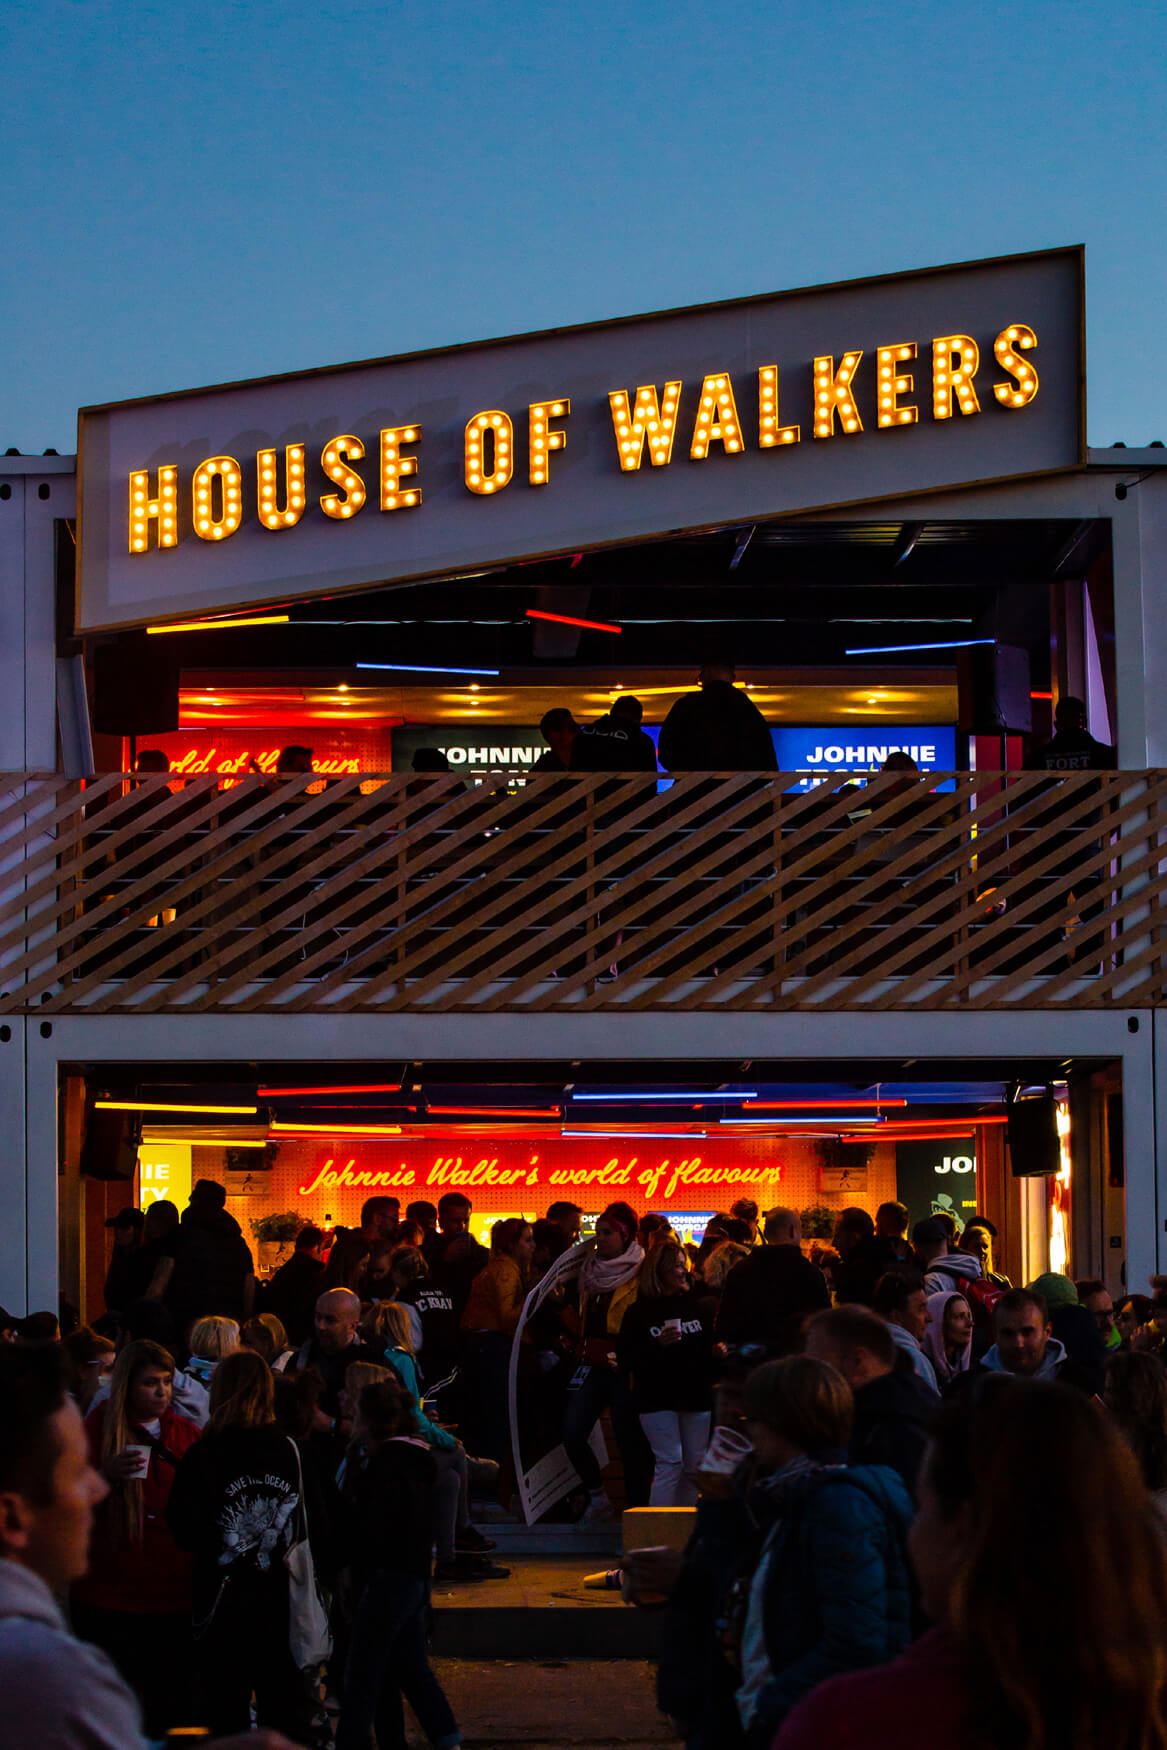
[609,383,682,470]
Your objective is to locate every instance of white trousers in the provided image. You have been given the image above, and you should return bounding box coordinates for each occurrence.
[639,1409,712,1506]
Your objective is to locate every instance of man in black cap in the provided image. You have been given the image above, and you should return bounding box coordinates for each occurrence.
[102,1208,145,1314]
[147,1179,256,1341]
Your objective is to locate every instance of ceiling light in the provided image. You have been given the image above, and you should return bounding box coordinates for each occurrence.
[572,1091,757,1102]
[357,662,500,677]
[257,1083,402,1096]
[146,616,290,633]
[95,1099,258,1115]
[525,609,622,634]
[843,639,994,656]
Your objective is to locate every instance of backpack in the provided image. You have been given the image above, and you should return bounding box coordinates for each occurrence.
[932,1265,1006,1343]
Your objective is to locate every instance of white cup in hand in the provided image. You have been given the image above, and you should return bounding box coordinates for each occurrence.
[123,1444,152,1477]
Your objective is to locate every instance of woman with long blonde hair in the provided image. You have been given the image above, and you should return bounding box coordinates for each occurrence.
[71,1339,201,1737]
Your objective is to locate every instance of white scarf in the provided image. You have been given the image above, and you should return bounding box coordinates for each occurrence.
[579,1238,644,1295]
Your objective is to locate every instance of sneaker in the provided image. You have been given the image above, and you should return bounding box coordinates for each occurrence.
[455,1525,497,1553]
[580,1494,619,1524]
[432,1559,488,1585]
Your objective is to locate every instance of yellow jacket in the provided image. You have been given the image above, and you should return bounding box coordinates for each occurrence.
[461,1253,527,1338]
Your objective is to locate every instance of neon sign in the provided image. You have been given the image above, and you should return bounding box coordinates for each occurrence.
[165,747,361,778]
[296,1153,784,1203]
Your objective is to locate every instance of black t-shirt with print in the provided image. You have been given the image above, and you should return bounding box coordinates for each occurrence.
[617,1291,715,1413]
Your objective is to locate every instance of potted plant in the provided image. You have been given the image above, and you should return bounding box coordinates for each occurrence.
[799,1203,836,1242]
[249,1210,302,1273]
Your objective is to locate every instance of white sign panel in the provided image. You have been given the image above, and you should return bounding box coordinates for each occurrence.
[77,249,1084,631]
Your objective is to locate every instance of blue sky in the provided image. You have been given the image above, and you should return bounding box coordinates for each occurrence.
[2,0,1163,453]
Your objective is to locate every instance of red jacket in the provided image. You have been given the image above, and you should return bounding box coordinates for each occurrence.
[773,1625,969,1750]
[73,1402,201,1616]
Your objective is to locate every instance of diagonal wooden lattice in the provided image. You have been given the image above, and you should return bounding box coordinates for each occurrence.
[3,769,1167,1013]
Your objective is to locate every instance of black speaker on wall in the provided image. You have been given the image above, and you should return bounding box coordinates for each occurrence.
[1007,1095,1060,1177]
[80,1106,142,1180]
[959,643,1033,735]
[92,633,179,736]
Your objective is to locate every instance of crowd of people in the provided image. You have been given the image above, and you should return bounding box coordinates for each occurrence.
[4,1180,1167,1748]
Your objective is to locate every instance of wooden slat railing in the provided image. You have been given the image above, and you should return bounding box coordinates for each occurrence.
[2,769,1166,1013]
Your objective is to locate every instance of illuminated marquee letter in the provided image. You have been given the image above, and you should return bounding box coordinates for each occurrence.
[993,324,1039,408]
[690,374,744,460]
[320,436,366,519]
[256,444,306,529]
[813,351,864,438]
[128,465,179,552]
[608,382,681,470]
[757,367,799,448]
[465,412,513,494]
[192,456,243,542]
[876,343,918,428]
[932,336,980,419]
[380,425,421,510]
[529,399,569,486]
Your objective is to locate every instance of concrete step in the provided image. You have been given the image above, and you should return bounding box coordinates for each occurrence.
[430,1556,664,1661]
[478,1519,623,1557]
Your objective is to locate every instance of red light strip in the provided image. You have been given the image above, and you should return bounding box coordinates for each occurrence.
[258,1083,402,1096]
[525,609,622,635]
[426,1105,562,1118]
[743,1099,908,1110]
[1030,691,1054,701]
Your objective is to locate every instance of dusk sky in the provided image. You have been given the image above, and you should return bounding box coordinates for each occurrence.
[3,0,1163,453]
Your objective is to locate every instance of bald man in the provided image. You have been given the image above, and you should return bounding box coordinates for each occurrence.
[715,1205,830,1351]
[292,1288,382,1419]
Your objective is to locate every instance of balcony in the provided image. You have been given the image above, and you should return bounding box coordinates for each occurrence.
[2,769,1165,1015]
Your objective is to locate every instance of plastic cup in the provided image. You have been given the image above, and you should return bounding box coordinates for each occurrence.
[124,1444,152,1476]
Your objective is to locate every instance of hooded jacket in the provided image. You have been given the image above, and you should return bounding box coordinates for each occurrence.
[923,1251,983,1296]
[0,1559,146,1750]
[850,1369,935,1493]
[736,1463,915,1743]
[714,1246,830,1350]
[888,1323,939,1395]
[981,1335,1069,1380]
[922,1290,974,1387]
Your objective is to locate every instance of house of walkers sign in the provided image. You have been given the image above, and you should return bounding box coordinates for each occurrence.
[77,248,1084,631]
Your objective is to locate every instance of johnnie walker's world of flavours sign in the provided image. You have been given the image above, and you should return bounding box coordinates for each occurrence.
[76,249,1084,632]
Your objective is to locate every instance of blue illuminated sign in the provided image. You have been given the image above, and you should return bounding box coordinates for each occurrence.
[772,726,957,790]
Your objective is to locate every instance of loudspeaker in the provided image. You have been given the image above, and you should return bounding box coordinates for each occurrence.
[81,1106,142,1180]
[959,644,1032,735]
[1007,1096,1060,1177]
[92,633,179,736]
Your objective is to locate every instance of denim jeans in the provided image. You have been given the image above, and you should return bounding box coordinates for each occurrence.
[562,1363,654,1504]
[337,1569,460,1750]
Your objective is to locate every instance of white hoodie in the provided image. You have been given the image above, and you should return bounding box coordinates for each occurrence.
[923,1252,983,1297]
[0,1559,145,1749]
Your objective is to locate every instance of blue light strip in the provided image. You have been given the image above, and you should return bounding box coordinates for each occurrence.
[720,1116,884,1126]
[356,662,502,677]
[561,1129,709,1139]
[571,1091,758,1102]
[842,638,995,656]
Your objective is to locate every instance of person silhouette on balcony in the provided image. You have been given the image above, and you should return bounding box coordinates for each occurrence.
[1023,697,1116,970]
[657,659,776,774]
